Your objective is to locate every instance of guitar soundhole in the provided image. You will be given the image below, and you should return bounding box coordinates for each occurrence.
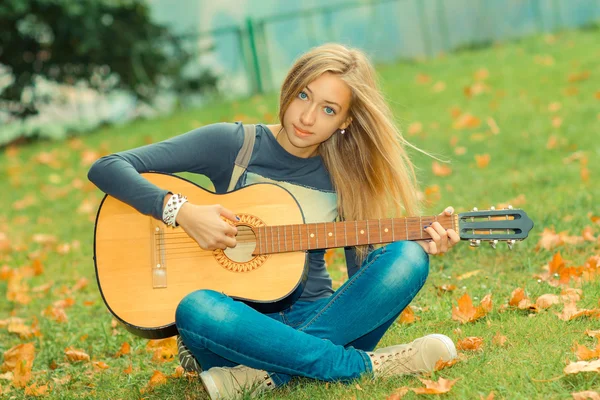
[214,215,268,273]
[224,225,256,263]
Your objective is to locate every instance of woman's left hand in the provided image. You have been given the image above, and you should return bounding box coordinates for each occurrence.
[416,206,461,255]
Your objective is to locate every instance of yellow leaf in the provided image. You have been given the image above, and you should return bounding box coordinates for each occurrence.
[411,377,459,394]
[64,347,90,363]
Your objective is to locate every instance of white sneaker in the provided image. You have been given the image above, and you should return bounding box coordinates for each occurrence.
[367,334,457,378]
[200,364,276,399]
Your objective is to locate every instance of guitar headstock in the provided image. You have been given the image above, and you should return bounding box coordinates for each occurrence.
[458,206,534,250]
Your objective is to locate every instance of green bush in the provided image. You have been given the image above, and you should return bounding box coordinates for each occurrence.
[0,0,217,121]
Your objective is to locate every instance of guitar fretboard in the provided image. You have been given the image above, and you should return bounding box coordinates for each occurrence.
[253,215,457,255]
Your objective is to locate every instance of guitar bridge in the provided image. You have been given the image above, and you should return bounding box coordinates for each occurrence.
[152,225,167,288]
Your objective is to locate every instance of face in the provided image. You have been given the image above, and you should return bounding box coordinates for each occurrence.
[279,72,352,158]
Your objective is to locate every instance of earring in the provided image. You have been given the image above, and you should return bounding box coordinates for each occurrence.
[340,129,345,135]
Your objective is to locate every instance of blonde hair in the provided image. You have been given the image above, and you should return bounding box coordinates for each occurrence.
[278,43,423,261]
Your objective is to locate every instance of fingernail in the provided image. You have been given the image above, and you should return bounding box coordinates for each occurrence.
[236,216,240,221]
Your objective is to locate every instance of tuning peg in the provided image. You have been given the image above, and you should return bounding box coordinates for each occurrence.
[490,240,498,249]
[507,239,516,250]
[470,239,481,247]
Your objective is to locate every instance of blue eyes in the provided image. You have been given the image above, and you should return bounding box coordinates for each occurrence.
[298,91,336,116]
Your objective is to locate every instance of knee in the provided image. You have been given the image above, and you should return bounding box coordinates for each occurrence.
[384,240,430,287]
[175,289,231,332]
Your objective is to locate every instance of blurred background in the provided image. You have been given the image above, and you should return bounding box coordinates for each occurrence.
[1,0,599,146]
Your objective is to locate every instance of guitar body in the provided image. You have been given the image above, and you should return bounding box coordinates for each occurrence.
[93,172,308,339]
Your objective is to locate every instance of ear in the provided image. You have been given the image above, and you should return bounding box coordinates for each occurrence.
[340,116,353,130]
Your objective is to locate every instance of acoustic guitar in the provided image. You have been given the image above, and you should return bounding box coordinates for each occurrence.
[93,172,534,339]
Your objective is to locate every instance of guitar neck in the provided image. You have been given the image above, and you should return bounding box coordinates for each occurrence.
[253,215,457,255]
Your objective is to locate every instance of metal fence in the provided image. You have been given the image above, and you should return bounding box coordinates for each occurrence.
[182,0,600,96]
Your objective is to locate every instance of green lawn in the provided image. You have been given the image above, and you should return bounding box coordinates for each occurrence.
[1,26,599,399]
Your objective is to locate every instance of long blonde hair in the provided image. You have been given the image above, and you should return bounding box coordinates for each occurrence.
[278,43,423,260]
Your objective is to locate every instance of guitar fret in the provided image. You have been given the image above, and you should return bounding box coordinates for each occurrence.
[367,220,370,243]
[334,221,338,247]
[299,224,302,250]
[271,226,274,253]
[405,218,408,240]
[284,225,287,252]
[355,221,358,245]
[419,216,423,239]
[324,222,327,249]
[344,221,347,247]
[378,219,382,243]
[392,218,395,241]
[315,223,318,249]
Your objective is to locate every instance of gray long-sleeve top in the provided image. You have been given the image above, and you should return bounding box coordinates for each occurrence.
[88,122,361,302]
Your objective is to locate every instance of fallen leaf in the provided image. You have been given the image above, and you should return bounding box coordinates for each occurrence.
[411,377,459,394]
[140,370,168,394]
[432,161,452,177]
[434,357,459,371]
[573,341,600,360]
[585,329,600,338]
[536,294,560,309]
[457,336,484,351]
[453,113,481,130]
[146,338,177,363]
[114,342,131,358]
[475,154,491,168]
[386,387,410,399]
[93,361,110,371]
[456,270,482,280]
[452,293,492,324]
[24,383,49,396]
[572,390,600,400]
[64,347,90,363]
[1,343,35,388]
[398,306,418,324]
[492,332,508,347]
[564,359,600,374]
[556,301,599,321]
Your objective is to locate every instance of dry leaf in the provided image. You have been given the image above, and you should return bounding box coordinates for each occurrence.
[146,338,177,363]
[456,270,482,280]
[114,342,131,358]
[453,113,481,130]
[564,359,600,374]
[573,341,600,361]
[93,361,110,371]
[475,154,491,168]
[585,330,600,338]
[24,383,49,396]
[140,370,168,394]
[64,347,90,363]
[556,301,599,321]
[452,293,492,324]
[492,332,508,347]
[411,377,459,394]
[398,306,418,324]
[1,343,35,388]
[572,390,600,400]
[432,161,452,177]
[434,357,459,371]
[457,336,484,351]
[386,387,410,399]
[536,294,560,309]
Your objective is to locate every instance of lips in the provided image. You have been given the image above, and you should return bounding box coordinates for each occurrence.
[293,124,312,136]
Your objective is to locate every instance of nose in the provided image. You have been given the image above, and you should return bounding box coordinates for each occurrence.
[299,104,317,127]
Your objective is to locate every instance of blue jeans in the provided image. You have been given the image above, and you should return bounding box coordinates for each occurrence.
[175,240,429,386]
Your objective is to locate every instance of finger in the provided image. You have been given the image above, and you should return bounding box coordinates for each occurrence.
[440,206,454,216]
[222,235,237,249]
[425,227,442,253]
[432,222,449,252]
[223,222,238,236]
[218,205,240,223]
[448,229,460,245]
[416,240,430,254]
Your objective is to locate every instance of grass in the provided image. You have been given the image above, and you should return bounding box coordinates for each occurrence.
[1,26,600,399]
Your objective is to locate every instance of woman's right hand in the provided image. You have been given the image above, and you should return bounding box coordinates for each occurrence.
[176,203,238,250]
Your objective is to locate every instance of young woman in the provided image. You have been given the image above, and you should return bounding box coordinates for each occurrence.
[88,43,460,399]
